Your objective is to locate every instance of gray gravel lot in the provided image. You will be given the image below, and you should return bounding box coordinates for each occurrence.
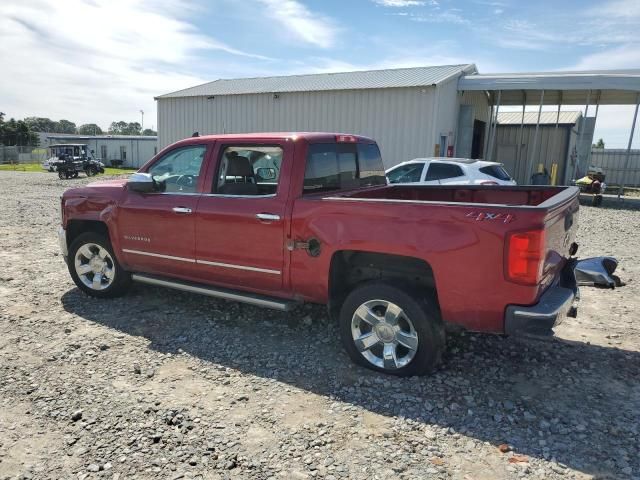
[0,171,639,480]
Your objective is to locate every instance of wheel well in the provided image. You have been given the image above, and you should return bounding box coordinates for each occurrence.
[66,220,109,247]
[328,251,438,320]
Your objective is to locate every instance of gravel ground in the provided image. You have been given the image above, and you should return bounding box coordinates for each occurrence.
[0,171,638,480]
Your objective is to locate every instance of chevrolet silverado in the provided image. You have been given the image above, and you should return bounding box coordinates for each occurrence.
[59,133,582,376]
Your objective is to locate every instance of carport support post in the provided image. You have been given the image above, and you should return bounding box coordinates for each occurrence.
[516,92,526,170]
[618,94,640,200]
[572,90,592,182]
[526,90,544,183]
[487,90,501,162]
[549,95,562,185]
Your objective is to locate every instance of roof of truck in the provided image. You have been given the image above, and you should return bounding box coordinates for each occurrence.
[171,132,376,145]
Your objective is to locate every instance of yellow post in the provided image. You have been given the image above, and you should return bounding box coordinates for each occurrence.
[550,163,558,185]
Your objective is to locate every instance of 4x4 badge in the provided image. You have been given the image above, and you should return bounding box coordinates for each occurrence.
[466,211,515,224]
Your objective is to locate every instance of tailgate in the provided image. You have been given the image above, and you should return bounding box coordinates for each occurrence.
[540,190,580,291]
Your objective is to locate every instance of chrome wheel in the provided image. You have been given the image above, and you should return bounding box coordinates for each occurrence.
[74,243,115,291]
[351,299,419,370]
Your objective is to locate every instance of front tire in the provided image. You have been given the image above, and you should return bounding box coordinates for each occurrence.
[339,282,444,376]
[68,232,131,298]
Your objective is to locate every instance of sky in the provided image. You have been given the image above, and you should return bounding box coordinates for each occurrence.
[0,0,639,146]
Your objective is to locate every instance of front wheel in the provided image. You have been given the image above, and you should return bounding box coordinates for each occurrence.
[58,170,66,179]
[339,282,444,376]
[68,232,131,298]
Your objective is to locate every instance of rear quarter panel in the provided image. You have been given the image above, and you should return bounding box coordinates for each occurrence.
[290,197,553,333]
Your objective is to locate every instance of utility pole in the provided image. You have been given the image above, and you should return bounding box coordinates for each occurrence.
[140,110,144,134]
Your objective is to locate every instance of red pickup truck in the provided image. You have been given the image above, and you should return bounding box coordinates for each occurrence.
[59,132,581,376]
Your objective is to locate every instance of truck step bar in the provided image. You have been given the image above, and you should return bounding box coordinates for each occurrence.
[131,273,298,311]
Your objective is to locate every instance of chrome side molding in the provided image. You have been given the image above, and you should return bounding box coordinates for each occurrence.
[131,273,296,311]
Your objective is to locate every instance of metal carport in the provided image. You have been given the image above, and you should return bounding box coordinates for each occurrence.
[458,69,640,197]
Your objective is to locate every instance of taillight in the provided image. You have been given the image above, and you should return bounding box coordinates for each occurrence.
[336,134,357,143]
[506,229,545,285]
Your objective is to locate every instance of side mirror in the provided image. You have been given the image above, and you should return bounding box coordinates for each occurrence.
[127,172,157,193]
[256,167,277,181]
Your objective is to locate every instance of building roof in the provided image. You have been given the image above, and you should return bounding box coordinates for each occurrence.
[157,64,477,99]
[458,69,640,105]
[497,111,582,125]
[46,134,157,140]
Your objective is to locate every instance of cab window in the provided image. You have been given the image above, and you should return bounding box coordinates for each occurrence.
[214,146,283,196]
[148,145,206,193]
[303,143,386,193]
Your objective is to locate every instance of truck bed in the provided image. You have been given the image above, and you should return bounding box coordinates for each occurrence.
[328,184,577,208]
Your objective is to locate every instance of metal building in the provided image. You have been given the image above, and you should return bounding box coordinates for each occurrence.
[45,134,158,168]
[157,66,640,190]
[155,64,490,168]
[493,111,594,185]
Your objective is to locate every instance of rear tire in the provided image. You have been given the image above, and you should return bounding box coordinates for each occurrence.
[68,232,131,298]
[339,281,444,376]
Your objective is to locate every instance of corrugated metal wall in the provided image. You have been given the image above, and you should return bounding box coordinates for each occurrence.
[459,90,490,125]
[493,125,571,184]
[157,85,465,168]
[591,149,640,186]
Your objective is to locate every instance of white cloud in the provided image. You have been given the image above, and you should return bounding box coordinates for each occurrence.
[0,0,270,129]
[256,0,338,49]
[373,0,427,6]
[572,44,640,70]
[409,10,469,24]
[586,0,640,19]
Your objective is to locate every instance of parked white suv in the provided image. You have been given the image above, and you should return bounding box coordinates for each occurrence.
[386,158,516,186]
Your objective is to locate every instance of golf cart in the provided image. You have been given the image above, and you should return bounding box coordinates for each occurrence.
[575,166,606,206]
[42,144,105,179]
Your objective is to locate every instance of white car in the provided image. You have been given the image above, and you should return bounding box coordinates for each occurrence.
[386,158,516,186]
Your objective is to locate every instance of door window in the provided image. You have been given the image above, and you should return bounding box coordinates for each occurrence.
[148,145,206,193]
[303,143,386,193]
[215,146,283,196]
[425,163,464,181]
[387,163,425,184]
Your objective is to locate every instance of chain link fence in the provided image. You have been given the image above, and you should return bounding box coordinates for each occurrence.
[0,146,49,165]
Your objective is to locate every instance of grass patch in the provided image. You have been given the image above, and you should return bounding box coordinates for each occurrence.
[0,163,135,176]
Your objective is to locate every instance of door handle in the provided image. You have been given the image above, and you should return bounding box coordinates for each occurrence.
[172,207,192,214]
[256,213,280,222]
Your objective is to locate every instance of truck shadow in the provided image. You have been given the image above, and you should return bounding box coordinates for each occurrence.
[61,285,639,479]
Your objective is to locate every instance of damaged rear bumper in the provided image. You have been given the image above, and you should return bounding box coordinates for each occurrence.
[504,256,619,336]
[505,259,579,336]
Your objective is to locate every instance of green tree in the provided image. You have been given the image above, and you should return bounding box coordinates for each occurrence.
[592,138,605,149]
[108,121,142,135]
[56,119,77,134]
[78,123,103,135]
[0,117,39,146]
[142,128,157,136]
[24,117,58,132]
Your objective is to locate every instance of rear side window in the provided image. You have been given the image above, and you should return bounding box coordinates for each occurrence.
[303,143,386,193]
[425,163,464,181]
[479,165,511,181]
[387,163,424,183]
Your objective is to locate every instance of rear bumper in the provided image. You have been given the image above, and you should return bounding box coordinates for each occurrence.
[504,259,579,336]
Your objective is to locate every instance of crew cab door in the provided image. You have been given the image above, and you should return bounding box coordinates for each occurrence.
[193,141,292,293]
[117,144,210,279]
